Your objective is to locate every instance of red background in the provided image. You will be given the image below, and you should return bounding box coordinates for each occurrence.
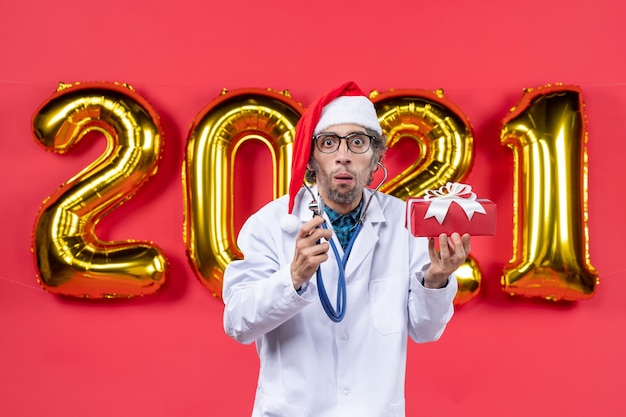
[1,1,625,416]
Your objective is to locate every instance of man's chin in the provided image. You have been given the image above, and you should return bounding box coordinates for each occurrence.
[327,188,359,205]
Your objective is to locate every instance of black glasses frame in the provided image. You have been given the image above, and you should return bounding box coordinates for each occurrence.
[312,132,375,154]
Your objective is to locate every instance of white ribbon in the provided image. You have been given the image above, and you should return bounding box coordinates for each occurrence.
[423,182,487,224]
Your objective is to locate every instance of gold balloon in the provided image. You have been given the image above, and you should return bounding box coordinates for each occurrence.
[183,88,304,298]
[31,82,168,298]
[500,84,599,301]
[372,88,474,199]
[371,89,479,305]
[454,256,482,306]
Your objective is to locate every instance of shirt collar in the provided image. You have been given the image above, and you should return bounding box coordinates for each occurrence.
[324,198,363,225]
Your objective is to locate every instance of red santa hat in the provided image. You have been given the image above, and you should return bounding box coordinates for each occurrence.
[281,81,381,232]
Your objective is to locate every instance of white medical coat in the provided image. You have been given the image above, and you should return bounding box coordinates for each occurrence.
[223,186,457,417]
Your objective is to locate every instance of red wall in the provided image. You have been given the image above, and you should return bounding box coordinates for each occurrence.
[1,1,625,416]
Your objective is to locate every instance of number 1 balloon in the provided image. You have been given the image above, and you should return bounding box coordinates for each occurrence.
[500,84,599,301]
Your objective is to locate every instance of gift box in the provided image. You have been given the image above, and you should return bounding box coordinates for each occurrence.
[406,182,496,237]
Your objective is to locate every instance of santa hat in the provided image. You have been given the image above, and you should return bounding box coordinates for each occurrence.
[280,81,382,233]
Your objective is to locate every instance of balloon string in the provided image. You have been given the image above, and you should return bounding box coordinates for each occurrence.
[0,276,41,290]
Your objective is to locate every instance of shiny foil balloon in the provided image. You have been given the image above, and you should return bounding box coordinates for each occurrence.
[372,88,474,200]
[500,84,599,301]
[453,256,482,305]
[183,88,304,298]
[371,88,479,305]
[32,82,168,298]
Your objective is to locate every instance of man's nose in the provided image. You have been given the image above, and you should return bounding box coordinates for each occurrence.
[335,139,351,160]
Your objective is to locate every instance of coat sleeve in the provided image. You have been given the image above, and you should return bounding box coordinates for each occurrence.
[222,212,314,345]
[406,239,459,343]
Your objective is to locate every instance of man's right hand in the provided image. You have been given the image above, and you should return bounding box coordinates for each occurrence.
[290,216,333,290]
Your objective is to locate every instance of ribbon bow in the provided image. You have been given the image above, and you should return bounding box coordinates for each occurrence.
[423,182,486,224]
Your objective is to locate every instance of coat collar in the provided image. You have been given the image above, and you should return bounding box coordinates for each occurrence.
[293,186,385,225]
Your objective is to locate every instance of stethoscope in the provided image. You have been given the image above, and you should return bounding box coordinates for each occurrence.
[303,161,388,322]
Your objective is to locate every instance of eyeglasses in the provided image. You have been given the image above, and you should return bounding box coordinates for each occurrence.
[313,132,375,154]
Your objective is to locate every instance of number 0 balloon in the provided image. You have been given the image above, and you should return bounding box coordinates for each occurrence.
[183,88,304,297]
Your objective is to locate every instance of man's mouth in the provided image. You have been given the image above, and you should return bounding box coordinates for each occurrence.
[334,173,354,185]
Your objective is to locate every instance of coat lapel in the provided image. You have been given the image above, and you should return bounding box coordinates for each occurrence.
[344,188,385,278]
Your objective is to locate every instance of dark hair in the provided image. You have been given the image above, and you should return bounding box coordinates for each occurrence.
[305,127,387,184]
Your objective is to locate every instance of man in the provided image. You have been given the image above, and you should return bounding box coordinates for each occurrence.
[223,81,470,417]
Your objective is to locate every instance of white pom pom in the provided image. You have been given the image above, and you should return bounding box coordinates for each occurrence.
[281,214,300,233]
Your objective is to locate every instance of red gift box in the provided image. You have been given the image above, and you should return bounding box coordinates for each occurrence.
[405,183,497,237]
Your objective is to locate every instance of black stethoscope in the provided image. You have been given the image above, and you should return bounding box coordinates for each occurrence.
[303,162,387,322]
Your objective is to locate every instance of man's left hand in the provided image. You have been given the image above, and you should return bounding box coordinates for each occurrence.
[423,233,471,288]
